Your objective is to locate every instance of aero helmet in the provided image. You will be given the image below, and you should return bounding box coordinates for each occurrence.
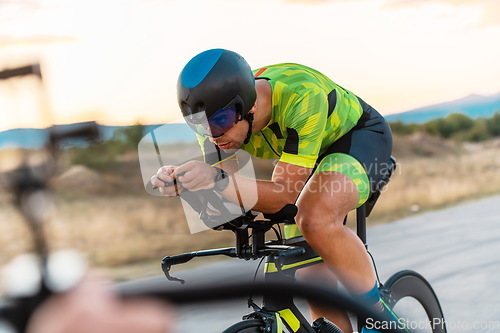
[177,49,256,138]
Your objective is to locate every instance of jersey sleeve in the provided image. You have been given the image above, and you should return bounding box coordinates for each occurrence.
[279,87,329,168]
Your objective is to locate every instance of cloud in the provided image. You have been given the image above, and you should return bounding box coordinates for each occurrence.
[385,0,500,27]
[285,0,500,26]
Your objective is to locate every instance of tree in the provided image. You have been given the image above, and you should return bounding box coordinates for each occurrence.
[111,124,146,150]
[389,121,418,135]
[462,119,491,142]
[423,118,449,137]
[446,113,474,135]
[423,113,474,139]
[487,111,500,137]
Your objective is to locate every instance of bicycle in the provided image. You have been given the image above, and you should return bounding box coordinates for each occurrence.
[160,156,447,333]
[0,124,398,333]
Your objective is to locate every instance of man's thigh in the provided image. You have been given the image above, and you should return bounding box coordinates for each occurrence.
[296,169,360,229]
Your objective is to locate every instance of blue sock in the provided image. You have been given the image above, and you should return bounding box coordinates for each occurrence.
[357,282,384,312]
[357,283,410,333]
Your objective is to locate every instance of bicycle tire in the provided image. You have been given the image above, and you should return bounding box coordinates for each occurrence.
[383,270,446,333]
[221,319,267,333]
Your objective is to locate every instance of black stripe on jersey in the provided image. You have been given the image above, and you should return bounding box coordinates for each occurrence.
[268,122,284,139]
[284,128,299,155]
[327,89,337,118]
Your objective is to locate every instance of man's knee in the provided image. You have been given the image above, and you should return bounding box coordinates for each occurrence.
[296,211,346,240]
[296,208,321,236]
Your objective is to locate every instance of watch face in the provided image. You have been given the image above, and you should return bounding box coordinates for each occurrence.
[214,168,229,191]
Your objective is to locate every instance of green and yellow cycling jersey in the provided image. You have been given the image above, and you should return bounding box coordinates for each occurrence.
[245,63,364,168]
[196,63,376,208]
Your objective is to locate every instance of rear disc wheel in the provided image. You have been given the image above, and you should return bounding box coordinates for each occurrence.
[383,270,446,333]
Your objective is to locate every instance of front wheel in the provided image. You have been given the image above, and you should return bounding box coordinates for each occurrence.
[222,319,266,333]
[382,270,447,333]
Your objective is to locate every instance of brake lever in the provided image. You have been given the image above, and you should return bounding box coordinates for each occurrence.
[161,265,186,285]
[161,253,197,284]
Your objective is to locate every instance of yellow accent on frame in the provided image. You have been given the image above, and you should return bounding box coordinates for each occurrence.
[278,309,301,332]
[264,257,323,273]
[284,224,302,238]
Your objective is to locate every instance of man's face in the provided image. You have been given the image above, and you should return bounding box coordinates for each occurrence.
[208,118,250,150]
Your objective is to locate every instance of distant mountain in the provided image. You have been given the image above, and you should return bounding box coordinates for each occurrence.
[0,123,195,150]
[385,93,500,124]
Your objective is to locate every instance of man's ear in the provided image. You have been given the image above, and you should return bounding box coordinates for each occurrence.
[239,104,256,121]
[248,102,257,114]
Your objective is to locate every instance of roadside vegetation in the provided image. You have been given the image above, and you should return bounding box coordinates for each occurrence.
[390,112,500,142]
[1,113,500,278]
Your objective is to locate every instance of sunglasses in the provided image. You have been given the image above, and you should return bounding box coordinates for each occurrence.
[185,105,241,138]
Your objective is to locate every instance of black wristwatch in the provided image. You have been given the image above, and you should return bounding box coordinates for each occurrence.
[213,167,229,192]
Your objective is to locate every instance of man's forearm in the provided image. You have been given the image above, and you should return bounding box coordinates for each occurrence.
[221,173,297,214]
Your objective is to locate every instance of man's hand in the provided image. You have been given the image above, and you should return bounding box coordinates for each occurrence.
[151,165,182,196]
[174,161,218,192]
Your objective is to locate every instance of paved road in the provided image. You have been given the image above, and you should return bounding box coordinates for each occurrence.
[120,195,500,333]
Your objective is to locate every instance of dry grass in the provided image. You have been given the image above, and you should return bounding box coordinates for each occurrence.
[369,136,500,222]
[0,192,234,267]
[2,134,500,276]
[49,194,235,266]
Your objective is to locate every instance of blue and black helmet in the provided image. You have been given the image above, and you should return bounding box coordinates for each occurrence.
[177,49,256,122]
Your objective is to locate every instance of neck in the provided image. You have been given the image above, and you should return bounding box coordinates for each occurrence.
[251,79,272,132]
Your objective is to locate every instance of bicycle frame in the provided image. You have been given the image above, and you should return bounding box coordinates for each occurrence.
[261,203,381,332]
[161,203,378,333]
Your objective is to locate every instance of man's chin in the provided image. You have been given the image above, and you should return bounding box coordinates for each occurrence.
[231,142,244,150]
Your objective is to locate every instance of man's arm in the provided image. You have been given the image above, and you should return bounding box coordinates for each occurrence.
[162,157,310,214]
[219,161,312,214]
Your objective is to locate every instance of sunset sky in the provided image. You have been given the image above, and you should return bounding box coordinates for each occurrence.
[0,0,499,131]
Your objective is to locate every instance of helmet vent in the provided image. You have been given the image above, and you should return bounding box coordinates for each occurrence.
[181,102,192,116]
[195,103,206,113]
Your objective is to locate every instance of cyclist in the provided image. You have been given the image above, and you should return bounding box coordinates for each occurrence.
[151,49,394,333]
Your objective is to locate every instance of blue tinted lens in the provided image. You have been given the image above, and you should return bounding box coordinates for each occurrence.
[185,106,239,137]
[207,106,239,137]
